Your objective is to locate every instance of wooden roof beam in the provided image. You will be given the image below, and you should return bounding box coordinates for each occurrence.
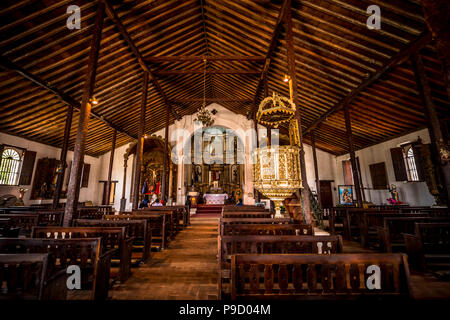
[303,31,432,136]
[154,69,260,75]
[146,55,266,62]
[170,98,253,103]
[0,56,135,140]
[252,0,288,113]
[102,0,181,120]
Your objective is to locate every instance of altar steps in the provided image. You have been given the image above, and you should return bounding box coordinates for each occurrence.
[195,204,223,217]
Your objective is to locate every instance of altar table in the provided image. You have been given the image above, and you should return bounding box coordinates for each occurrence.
[203,193,228,205]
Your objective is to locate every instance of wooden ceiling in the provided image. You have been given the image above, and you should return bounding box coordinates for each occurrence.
[0,0,448,157]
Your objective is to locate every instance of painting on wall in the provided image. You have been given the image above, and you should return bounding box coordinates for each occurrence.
[338,185,354,205]
[30,157,61,199]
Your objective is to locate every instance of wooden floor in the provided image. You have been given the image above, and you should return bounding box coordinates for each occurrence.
[110,217,450,300]
[111,217,219,300]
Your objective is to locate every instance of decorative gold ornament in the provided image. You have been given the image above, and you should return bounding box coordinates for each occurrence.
[194,58,214,127]
[253,145,303,217]
[256,92,296,128]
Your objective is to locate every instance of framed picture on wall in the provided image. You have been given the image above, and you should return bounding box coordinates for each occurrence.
[338,185,354,205]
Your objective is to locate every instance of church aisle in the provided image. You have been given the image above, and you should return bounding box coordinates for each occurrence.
[111,217,219,300]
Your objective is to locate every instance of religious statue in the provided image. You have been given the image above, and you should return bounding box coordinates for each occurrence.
[38,182,47,199]
[387,184,402,205]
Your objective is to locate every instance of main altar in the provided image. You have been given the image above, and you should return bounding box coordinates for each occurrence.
[203,193,228,204]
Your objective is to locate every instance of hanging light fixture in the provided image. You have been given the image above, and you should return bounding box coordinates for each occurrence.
[194,59,214,127]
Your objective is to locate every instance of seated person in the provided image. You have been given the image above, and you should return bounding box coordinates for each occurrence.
[152,198,163,207]
[139,195,150,208]
[235,198,243,206]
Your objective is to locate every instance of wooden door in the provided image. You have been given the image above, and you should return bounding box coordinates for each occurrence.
[319,181,333,208]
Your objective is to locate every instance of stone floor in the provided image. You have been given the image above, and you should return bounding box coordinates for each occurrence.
[109,217,450,300]
[111,217,219,300]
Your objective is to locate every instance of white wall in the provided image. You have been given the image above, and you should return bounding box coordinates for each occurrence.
[0,132,102,205]
[334,128,436,206]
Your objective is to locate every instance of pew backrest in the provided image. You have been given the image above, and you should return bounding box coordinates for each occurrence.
[231,253,411,300]
[222,211,272,219]
[221,224,313,236]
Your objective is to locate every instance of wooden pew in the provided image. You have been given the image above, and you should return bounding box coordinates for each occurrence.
[74,219,152,263]
[219,235,343,299]
[31,226,133,283]
[327,207,348,236]
[0,218,20,237]
[144,205,190,228]
[105,214,169,250]
[0,238,113,300]
[403,223,450,273]
[0,253,68,300]
[231,253,411,300]
[344,209,398,242]
[222,211,273,219]
[360,212,426,248]
[377,216,450,253]
[0,214,39,236]
[221,224,313,236]
[6,210,63,226]
[219,218,293,237]
[74,206,110,221]
[223,205,269,212]
[141,208,179,237]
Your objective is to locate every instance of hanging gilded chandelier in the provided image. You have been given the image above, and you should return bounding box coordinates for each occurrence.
[194,59,214,127]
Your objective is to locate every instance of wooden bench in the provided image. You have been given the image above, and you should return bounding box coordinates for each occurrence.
[105,214,169,250]
[222,211,273,219]
[219,218,293,237]
[231,253,411,300]
[345,209,399,242]
[0,253,68,300]
[0,238,113,300]
[223,205,269,212]
[360,212,426,248]
[327,207,348,236]
[144,205,190,228]
[219,235,343,299]
[0,214,39,236]
[6,210,64,226]
[221,224,313,237]
[403,222,450,273]
[377,216,450,253]
[31,226,133,283]
[141,208,179,237]
[74,219,152,263]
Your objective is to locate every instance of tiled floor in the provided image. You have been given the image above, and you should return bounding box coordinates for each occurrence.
[110,218,450,300]
[111,217,219,300]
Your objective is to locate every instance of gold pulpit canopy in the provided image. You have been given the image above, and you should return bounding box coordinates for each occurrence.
[256,92,296,128]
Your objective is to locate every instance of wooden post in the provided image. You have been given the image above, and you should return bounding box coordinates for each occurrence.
[344,104,363,207]
[105,129,117,206]
[64,1,104,226]
[132,72,148,209]
[53,105,73,209]
[411,53,450,205]
[285,0,311,224]
[311,131,321,207]
[120,155,128,212]
[161,107,170,202]
[253,103,261,203]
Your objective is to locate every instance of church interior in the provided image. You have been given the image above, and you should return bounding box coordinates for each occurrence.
[0,0,449,302]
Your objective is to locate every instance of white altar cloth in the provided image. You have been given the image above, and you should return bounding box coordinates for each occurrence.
[203,193,228,205]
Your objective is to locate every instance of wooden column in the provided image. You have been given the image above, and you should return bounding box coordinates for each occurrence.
[105,129,117,206]
[420,0,450,98]
[132,72,148,209]
[168,164,173,200]
[411,53,450,205]
[253,103,261,203]
[64,1,104,226]
[285,0,311,224]
[120,155,128,212]
[311,131,321,207]
[344,104,363,207]
[53,105,73,209]
[161,107,170,202]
